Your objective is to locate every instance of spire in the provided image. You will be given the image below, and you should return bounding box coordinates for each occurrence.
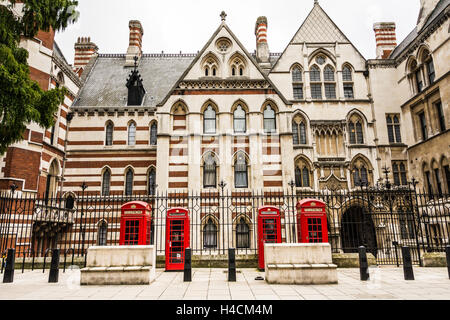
[126,56,146,106]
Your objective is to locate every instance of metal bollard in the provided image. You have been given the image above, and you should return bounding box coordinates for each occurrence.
[183,248,191,282]
[228,248,236,282]
[48,249,60,283]
[358,246,370,281]
[3,249,15,283]
[402,246,414,280]
[446,246,450,279]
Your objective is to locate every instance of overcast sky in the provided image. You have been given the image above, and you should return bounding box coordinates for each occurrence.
[55,0,420,64]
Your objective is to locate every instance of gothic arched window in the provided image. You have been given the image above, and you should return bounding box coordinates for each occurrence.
[349,115,364,144]
[236,218,250,249]
[235,152,248,188]
[203,153,217,188]
[128,122,136,146]
[203,105,216,134]
[203,218,217,249]
[106,122,114,146]
[150,122,157,145]
[263,105,276,134]
[295,158,311,188]
[292,115,307,145]
[102,169,111,196]
[97,221,108,246]
[292,67,303,100]
[233,105,246,133]
[148,168,156,195]
[343,65,354,99]
[125,169,133,196]
[324,65,336,99]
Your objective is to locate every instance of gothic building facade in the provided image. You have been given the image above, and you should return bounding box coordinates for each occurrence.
[1,0,449,198]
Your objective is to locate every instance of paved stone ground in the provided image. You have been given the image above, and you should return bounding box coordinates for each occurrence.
[0,267,449,300]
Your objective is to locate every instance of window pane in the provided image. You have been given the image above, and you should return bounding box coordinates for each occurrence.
[299,122,307,144]
[204,106,216,134]
[310,66,321,82]
[311,84,322,99]
[343,67,352,81]
[150,123,157,145]
[203,154,216,188]
[295,167,302,187]
[106,123,113,146]
[324,66,335,81]
[356,122,364,144]
[344,84,354,98]
[236,219,250,248]
[234,106,246,133]
[102,170,111,196]
[204,220,217,249]
[387,116,395,143]
[302,167,310,187]
[325,84,336,99]
[148,169,156,195]
[435,102,446,132]
[292,122,299,145]
[292,68,302,82]
[125,170,133,195]
[128,123,136,145]
[235,153,248,188]
[419,112,427,140]
[427,59,435,84]
[360,167,368,185]
[293,85,303,99]
[349,122,356,144]
[263,106,276,133]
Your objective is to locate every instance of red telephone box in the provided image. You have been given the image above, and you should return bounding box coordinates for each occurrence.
[296,199,328,243]
[165,208,190,271]
[119,201,152,245]
[257,206,282,270]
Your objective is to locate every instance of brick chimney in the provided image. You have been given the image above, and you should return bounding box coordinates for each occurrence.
[255,16,271,72]
[373,22,397,59]
[74,37,98,76]
[125,20,144,67]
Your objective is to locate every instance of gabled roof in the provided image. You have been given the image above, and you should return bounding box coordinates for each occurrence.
[158,19,291,107]
[389,0,449,59]
[291,2,349,44]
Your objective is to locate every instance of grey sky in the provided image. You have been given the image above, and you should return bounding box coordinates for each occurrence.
[55,0,420,64]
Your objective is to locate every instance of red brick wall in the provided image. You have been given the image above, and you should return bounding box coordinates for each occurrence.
[29,66,50,91]
[2,147,41,191]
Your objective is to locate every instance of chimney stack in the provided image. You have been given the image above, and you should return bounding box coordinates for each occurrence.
[373,22,397,59]
[255,16,271,72]
[74,37,98,76]
[126,20,144,67]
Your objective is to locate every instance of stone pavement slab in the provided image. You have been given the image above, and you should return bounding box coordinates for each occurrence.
[0,267,449,300]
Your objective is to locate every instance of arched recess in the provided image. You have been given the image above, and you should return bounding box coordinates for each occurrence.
[233,150,250,189]
[261,99,279,134]
[201,100,219,135]
[201,214,220,250]
[45,159,61,199]
[347,111,366,145]
[440,156,449,193]
[228,51,247,77]
[201,151,219,189]
[124,166,135,196]
[101,166,112,196]
[232,100,249,134]
[201,52,220,77]
[350,154,374,188]
[308,48,337,66]
[97,219,108,246]
[234,213,253,249]
[294,155,313,188]
[63,192,77,210]
[147,166,157,195]
[149,120,158,145]
[417,45,435,86]
[171,100,189,133]
[292,111,309,145]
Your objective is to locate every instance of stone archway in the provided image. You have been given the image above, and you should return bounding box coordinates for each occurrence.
[340,206,378,257]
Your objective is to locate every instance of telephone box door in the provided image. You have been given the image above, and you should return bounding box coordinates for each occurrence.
[166,208,190,271]
[258,206,282,270]
[119,201,152,246]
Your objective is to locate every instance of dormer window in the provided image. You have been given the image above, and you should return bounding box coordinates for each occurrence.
[126,56,145,106]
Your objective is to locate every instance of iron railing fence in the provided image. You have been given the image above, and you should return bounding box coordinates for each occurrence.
[0,187,449,266]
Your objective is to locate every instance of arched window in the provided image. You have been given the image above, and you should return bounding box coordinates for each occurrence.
[292,67,303,100]
[203,218,217,249]
[230,56,245,77]
[343,66,352,81]
[65,195,75,210]
[386,114,402,143]
[203,153,217,188]
[203,55,219,77]
[128,122,136,146]
[97,221,108,246]
[310,65,322,99]
[351,157,372,187]
[148,168,156,195]
[102,169,111,196]
[236,218,250,249]
[393,162,408,186]
[348,115,364,144]
[203,105,216,134]
[324,65,336,99]
[233,105,246,133]
[45,160,59,201]
[263,105,276,133]
[125,169,133,196]
[342,65,354,99]
[235,152,248,188]
[292,115,307,145]
[150,122,157,145]
[294,158,311,188]
[106,122,114,146]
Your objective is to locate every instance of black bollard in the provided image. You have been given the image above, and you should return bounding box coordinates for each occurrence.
[358,246,370,281]
[446,246,450,279]
[48,249,60,283]
[183,248,191,282]
[228,248,236,282]
[402,246,414,280]
[3,249,15,283]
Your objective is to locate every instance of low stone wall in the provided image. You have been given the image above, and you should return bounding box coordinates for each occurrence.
[264,243,338,285]
[423,252,447,267]
[81,246,156,285]
[332,253,377,268]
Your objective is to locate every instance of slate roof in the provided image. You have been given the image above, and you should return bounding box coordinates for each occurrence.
[390,0,449,59]
[74,54,195,108]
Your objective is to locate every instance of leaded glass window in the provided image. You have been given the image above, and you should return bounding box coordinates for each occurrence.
[236,218,250,249]
[203,219,217,249]
[150,122,157,145]
[102,169,111,196]
[263,105,276,133]
[106,122,113,146]
[128,122,136,146]
[203,153,217,188]
[204,105,216,134]
[125,169,133,196]
[235,153,248,188]
[233,105,246,133]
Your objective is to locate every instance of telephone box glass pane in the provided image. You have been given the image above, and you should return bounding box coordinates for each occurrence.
[169,220,185,264]
[124,220,140,245]
[263,218,277,243]
[307,217,323,243]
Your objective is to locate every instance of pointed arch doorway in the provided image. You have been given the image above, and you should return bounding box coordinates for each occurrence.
[341,206,378,257]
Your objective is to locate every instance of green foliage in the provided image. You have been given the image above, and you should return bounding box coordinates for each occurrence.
[0,1,78,154]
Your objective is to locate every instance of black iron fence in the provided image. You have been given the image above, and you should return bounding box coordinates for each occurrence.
[0,186,449,267]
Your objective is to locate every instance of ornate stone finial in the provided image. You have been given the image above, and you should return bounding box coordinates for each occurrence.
[133,56,138,70]
[220,11,227,22]
[314,0,319,4]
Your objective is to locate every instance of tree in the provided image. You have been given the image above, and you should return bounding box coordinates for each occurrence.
[0,0,79,154]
